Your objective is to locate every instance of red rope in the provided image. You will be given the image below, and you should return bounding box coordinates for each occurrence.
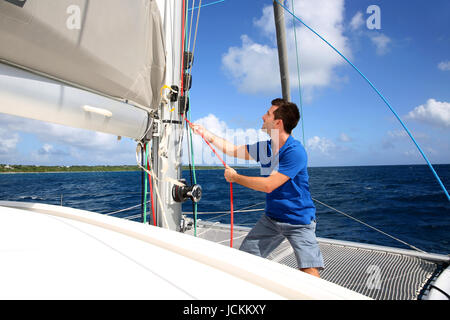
[179,3,233,246]
[180,0,186,93]
[184,117,234,248]
[145,144,156,226]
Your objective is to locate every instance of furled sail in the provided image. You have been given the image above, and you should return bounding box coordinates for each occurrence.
[0,0,166,110]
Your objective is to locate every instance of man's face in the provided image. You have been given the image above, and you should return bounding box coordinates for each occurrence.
[262,105,279,133]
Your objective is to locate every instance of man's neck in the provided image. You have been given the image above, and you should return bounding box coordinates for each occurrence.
[270,130,290,154]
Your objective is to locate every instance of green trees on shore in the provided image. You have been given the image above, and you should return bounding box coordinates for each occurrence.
[0,164,228,173]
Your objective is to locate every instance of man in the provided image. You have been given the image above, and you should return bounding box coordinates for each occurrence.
[190,98,324,277]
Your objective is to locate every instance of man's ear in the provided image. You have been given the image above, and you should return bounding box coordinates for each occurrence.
[276,119,283,129]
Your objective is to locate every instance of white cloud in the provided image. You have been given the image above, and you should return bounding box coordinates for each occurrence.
[350,11,364,31]
[42,144,53,153]
[0,127,19,154]
[221,35,280,94]
[339,132,352,142]
[438,61,450,71]
[306,136,336,155]
[222,0,351,97]
[370,33,391,55]
[0,114,136,165]
[183,114,268,166]
[406,99,450,128]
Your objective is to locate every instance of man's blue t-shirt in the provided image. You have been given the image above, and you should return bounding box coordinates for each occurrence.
[246,135,316,225]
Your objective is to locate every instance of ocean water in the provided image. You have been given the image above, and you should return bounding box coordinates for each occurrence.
[0,165,448,255]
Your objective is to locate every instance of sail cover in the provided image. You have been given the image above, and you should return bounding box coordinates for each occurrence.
[0,0,166,110]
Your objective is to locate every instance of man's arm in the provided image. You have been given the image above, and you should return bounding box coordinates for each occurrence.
[224,167,290,193]
[190,123,252,160]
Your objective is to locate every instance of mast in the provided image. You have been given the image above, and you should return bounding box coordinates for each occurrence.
[151,0,188,231]
[273,0,291,101]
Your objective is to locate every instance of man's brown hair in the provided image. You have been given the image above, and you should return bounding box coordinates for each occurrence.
[271,98,300,134]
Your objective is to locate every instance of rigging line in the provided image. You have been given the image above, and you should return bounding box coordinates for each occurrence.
[184,207,264,215]
[175,0,202,154]
[146,142,157,226]
[140,141,146,222]
[312,197,427,253]
[184,116,197,236]
[236,200,266,211]
[182,202,265,238]
[187,0,196,57]
[135,144,170,228]
[124,213,147,221]
[274,0,449,202]
[186,0,202,76]
[216,233,247,245]
[188,0,225,11]
[185,122,194,186]
[196,222,221,237]
[184,117,234,248]
[183,201,266,215]
[187,108,199,236]
[180,0,187,93]
[183,2,199,236]
[191,208,265,214]
[188,112,197,184]
[105,201,151,216]
[174,0,190,161]
[143,142,148,223]
[184,118,225,166]
[175,0,202,158]
[291,0,305,147]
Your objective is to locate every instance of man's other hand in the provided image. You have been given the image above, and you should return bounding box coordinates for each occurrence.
[189,123,214,142]
[224,166,238,183]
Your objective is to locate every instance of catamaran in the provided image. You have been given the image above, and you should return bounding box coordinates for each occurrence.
[0,0,448,300]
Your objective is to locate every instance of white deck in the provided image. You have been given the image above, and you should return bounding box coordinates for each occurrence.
[0,201,369,300]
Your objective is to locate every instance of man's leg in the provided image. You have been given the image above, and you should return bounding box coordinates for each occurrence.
[300,267,321,278]
[281,221,324,276]
[240,215,285,258]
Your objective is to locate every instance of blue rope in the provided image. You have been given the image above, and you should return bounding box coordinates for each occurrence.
[189,0,225,11]
[273,0,449,201]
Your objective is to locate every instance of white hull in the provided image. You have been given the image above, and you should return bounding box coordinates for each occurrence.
[0,201,369,300]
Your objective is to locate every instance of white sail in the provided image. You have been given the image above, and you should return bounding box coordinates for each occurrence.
[0,0,166,110]
[0,62,149,139]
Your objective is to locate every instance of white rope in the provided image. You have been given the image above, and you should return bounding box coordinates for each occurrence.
[183,208,264,215]
[105,203,143,216]
[135,142,171,228]
[312,197,427,253]
[175,0,203,161]
[215,233,247,245]
[196,221,220,237]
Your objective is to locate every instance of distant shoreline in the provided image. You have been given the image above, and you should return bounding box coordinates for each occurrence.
[0,165,255,174]
[0,163,448,174]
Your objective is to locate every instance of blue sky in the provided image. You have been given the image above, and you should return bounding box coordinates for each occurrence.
[0,0,449,168]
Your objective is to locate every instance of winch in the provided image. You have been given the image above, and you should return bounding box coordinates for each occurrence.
[172,179,202,203]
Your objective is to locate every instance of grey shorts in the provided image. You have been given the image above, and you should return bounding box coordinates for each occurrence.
[239,214,324,270]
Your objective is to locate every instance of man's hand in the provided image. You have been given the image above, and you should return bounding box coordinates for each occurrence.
[189,123,214,142]
[225,169,290,193]
[189,123,252,160]
[224,166,238,183]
